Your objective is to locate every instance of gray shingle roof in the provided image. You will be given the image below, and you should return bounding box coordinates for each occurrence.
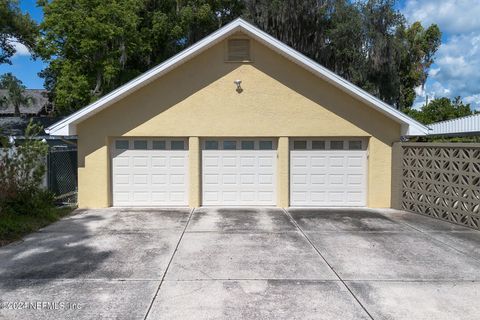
[0,89,50,115]
[0,116,63,137]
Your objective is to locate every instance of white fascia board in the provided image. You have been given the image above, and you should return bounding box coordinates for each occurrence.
[46,18,428,136]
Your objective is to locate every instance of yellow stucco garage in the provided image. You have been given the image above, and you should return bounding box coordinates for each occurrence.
[47,19,428,209]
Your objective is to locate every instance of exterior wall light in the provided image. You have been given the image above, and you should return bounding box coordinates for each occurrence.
[234,80,243,93]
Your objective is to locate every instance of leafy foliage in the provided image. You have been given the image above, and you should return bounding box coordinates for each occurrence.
[405,96,474,125]
[38,0,440,114]
[244,0,441,110]
[0,119,52,216]
[0,72,34,115]
[37,0,244,114]
[0,0,38,64]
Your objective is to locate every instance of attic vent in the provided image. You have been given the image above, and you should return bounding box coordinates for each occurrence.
[227,39,251,62]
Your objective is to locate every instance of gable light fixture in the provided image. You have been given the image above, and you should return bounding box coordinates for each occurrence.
[234,80,243,93]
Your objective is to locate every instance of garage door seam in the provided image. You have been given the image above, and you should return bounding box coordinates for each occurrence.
[143,207,196,320]
[282,208,375,320]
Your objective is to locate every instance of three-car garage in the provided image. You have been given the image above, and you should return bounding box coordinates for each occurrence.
[111,138,367,207]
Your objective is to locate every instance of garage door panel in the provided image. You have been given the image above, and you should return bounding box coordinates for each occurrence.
[114,174,130,185]
[114,192,130,203]
[240,191,255,201]
[151,191,167,202]
[112,140,188,207]
[222,157,237,167]
[204,174,219,184]
[292,191,307,202]
[170,156,185,167]
[170,174,185,185]
[258,174,273,184]
[133,192,149,202]
[347,174,363,186]
[203,191,218,202]
[347,156,364,168]
[240,157,255,167]
[328,191,345,203]
[151,156,167,167]
[151,174,167,185]
[291,145,367,207]
[222,191,237,202]
[292,174,307,185]
[240,174,255,184]
[329,174,345,185]
[221,174,236,184]
[115,157,129,167]
[311,174,326,185]
[292,156,308,167]
[311,156,327,167]
[258,191,275,202]
[202,145,276,206]
[133,156,148,167]
[329,156,345,167]
[346,191,363,203]
[311,191,326,202]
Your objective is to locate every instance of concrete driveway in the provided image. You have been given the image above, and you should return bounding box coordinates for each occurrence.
[0,207,479,319]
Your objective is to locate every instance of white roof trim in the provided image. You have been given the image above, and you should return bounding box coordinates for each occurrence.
[46,18,428,136]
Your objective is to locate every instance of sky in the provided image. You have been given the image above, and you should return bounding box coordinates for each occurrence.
[1,0,479,111]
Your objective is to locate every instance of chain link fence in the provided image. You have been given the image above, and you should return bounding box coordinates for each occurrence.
[47,147,78,205]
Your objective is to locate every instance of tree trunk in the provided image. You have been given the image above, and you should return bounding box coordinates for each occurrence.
[14,103,20,116]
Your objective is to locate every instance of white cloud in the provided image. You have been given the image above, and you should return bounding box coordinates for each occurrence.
[403,0,480,110]
[8,37,31,57]
[403,0,480,34]
[464,94,480,110]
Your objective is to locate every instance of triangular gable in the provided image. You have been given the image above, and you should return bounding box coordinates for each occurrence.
[46,18,428,136]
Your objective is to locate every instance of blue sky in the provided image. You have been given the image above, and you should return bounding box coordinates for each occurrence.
[0,1,45,89]
[2,0,479,110]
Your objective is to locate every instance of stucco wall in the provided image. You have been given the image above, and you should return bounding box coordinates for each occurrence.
[77,34,401,208]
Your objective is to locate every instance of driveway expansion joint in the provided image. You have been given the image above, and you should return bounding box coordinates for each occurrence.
[282,208,376,320]
[143,207,196,320]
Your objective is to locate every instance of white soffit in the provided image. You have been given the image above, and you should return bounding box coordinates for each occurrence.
[46,18,428,136]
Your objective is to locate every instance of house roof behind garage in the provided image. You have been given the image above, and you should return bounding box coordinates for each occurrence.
[46,18,429,137]
[0,89,50,115]
[427,113,480,136]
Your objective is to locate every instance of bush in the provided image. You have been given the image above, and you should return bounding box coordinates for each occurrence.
[1,189,55,216]
[0,120,54,216]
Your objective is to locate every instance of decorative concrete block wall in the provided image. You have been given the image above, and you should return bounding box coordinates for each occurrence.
[392,142,480,230]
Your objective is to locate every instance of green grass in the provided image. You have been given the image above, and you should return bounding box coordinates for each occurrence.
[0,206,75,247]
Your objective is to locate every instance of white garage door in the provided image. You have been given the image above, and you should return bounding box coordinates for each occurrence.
[290,139,367,207]
[202,139,276,206]
[112,139,188,206]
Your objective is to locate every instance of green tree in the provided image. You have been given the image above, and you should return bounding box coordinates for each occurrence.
[0,0,38,64]
[397,21,441,109]
[405,97,474,125]
[0,72,34,116]
[39,0,440,114]
[38,0,243,115]
[243,0,441,110]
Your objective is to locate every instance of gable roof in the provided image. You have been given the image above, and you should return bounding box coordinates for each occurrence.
[0,89,50,115]
[46,18,428,136]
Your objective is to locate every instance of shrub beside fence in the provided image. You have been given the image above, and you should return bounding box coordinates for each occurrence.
[392,142,480,230]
